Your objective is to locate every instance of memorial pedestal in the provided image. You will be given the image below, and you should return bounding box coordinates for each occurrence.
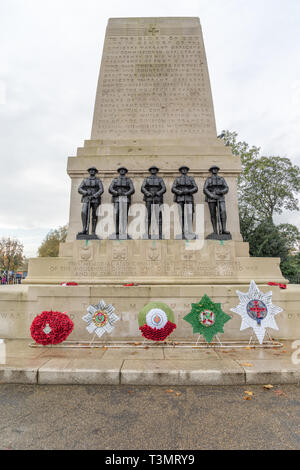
[1,282,300,341]
[23,240,285,286]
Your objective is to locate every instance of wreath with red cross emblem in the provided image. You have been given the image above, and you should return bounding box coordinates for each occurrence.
[231,280,282,344]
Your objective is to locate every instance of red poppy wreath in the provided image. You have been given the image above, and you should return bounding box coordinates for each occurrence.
[30,311,74,345]
[60,282,78,286]
[138,302,176,341]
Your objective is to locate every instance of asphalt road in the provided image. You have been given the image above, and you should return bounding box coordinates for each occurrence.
[0,384,299,450]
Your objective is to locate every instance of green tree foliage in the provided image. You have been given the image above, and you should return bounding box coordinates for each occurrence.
[0,237,24,272]
[219,130,260,167]
[219,131,300,281]
[220,130,300,222]
[240,156,300,220]
[277,224,300,252]
[281,253,300,283]
[247,219,290,259]
[38,225,68,257]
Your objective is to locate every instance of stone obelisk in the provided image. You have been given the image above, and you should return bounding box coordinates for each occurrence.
[91,17,217,141]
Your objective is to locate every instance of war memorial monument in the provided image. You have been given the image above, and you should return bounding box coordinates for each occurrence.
[0,17,299,341]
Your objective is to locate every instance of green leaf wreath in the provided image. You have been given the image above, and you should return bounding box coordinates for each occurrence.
[184,294,231,343]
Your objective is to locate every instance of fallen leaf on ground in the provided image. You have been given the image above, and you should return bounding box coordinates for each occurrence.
[274,390,288,397]
[175,392,182,396]
[241,363,254,367]
[166,389,174,394]
[264,384,274,390]
[243,396,252,401]
[133,342,141,346]
[244,391,254,396]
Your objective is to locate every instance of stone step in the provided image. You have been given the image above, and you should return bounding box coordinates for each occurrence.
[0,340,299,386]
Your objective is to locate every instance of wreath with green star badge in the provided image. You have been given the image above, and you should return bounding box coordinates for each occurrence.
[184,294,231,343]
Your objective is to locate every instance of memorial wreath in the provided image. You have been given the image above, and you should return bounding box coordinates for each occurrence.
[138,302,176,341]
[82,300,119,338]
[184,294,231,343]
[30,311,74,345]
[231,280,282,344]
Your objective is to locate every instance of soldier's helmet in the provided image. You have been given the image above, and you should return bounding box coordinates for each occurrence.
[117,167,128,174]
[149,166,159,172]
[179,166,190,172]
[209,165,220,172]
[87,166,99,173]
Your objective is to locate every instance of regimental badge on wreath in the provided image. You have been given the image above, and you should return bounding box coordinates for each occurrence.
[82,300,119,338]
[184,294,231,343]
[230,280,282,344]
[138,302,176,341]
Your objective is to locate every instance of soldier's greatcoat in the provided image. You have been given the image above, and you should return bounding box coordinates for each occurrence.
[203,175,229,203]
[141,176,166,203]
[78,177,104,204]
[172,175,198,204]
[109,176,135,204]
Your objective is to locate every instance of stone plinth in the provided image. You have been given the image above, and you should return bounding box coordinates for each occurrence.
[0,284,299,341]
[23,240,285,286]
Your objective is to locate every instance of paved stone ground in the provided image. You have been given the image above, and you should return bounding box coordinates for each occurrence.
[1,339,300,385]
[0,384,299,450]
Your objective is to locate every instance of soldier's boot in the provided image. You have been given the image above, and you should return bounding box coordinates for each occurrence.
[78,212,88,235]
[212,219,218,234]
[180,206,185,239]
[148,220,151,240]
[91,217,98,235]
[181,216,185,239]
[221,216,230,235]
[159,221,163,240]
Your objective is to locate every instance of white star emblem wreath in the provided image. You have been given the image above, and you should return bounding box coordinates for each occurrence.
[82,300,119,338]
[230,280,282,344]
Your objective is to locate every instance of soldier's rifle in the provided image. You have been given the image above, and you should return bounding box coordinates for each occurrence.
[86,191,92,235]
[216,198,222,235]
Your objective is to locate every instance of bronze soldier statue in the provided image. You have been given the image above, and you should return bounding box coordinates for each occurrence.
[203,166,232,240]
[141,166,166,239]
[109,167,135,239]
[172,166,198,239]
[77,166,104,240]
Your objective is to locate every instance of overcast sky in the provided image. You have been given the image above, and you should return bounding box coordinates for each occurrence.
[1,0,300,257]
